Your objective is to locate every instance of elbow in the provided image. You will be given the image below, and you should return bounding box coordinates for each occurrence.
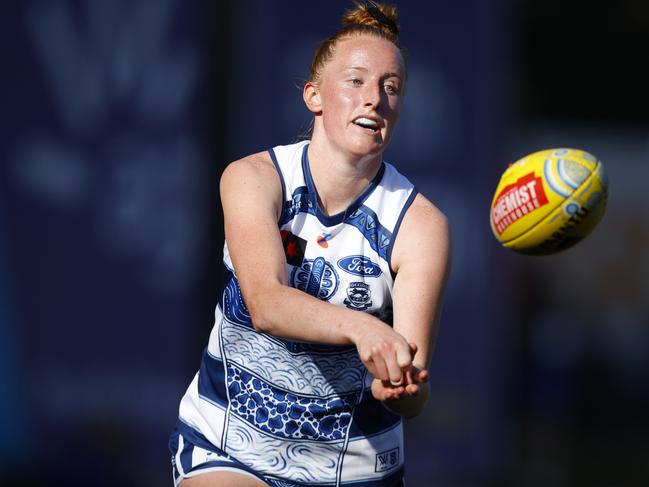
[247,302,271,333]
[239,279,285,335]
[246,291,279,334]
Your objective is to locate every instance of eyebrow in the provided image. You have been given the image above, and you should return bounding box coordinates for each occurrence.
[345,66,403,79]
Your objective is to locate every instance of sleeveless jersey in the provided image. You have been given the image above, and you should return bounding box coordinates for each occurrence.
[176,140,418,486]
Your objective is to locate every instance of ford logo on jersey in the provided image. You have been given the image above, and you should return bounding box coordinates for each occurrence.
[337,256,382,277]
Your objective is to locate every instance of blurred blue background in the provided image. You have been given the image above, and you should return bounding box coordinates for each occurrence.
[1,1,648,486]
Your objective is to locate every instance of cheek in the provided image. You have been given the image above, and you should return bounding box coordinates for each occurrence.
[385,98,402,123]
[332,89,356,111]
[322,89,355,122]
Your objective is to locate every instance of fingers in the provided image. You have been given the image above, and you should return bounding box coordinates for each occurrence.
[371,378,406,401]
[417,368,429,383]
[357,324,414,383]
[395,342,412,369]
[369,357,390,383]
[378,381,419,400]
[362,340,411,383]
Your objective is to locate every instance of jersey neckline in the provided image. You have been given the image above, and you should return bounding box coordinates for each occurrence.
[301,143,386,227]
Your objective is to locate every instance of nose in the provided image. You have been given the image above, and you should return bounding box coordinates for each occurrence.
[362,82,381,109]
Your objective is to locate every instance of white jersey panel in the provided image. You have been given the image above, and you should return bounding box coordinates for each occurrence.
[177,141,417,486]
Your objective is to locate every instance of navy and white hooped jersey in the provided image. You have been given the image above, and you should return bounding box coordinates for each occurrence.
[176,140,418,486]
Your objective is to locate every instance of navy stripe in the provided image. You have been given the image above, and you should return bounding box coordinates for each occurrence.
[348,396,401,439]
[279,185,314,226]
[268,147,287,224]
[197,349,229,407]
[178,428,195,474]
[387,187,418,277]
[168,425,180,457]
[346,205,393,261]
[176,419,221,453]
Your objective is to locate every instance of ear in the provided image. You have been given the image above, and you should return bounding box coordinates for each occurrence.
[303,81,322,114]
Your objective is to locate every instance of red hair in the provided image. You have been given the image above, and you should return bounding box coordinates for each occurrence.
[307,1,405,85]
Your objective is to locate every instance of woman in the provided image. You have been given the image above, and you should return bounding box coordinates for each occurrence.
[170,1,450,486]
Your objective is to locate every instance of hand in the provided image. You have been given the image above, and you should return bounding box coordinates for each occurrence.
[353,320,413,384]
[371,343,429,401]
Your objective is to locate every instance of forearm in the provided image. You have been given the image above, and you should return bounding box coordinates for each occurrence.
[247,282,379,346]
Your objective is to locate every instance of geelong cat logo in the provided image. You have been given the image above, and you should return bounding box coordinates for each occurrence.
[344,282,372,311]
[337,256,382,277]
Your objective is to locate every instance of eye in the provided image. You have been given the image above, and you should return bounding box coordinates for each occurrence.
[384,82,400,95]
[349,78,363,86]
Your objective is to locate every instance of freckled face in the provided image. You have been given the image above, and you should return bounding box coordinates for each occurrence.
[316,35,405,159]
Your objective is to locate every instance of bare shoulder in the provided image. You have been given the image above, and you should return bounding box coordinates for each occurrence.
[220,150,283,217]
[221,150,277,186]
[392,193,451,273]
[221,151,281,196]
[407,193,448,230]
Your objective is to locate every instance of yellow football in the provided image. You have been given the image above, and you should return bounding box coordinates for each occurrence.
[490,148,608,255]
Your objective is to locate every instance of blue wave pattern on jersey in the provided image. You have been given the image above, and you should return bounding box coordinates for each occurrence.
[345,206,392,261]
[221,274,252,326]
[291,257,339,301]
[226,362,357,441]
[221,323,364,396]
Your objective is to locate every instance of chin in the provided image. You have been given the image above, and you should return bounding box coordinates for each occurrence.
[347,138,385,159]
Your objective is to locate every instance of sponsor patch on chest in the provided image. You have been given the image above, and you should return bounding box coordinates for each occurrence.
[337,255,382,277]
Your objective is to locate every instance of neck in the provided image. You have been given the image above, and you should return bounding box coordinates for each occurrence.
[307,135,383,216]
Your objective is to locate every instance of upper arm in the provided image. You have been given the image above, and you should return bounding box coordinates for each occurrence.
[219,152,287,314]
[390,193,451,369]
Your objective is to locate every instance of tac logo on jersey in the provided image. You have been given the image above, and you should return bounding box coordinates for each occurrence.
[344,282,372,311]
[291,257,339,301]
[316,232,331,248]
[337,255,382,277]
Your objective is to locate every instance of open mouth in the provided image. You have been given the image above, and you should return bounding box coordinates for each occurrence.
[352,117,380,133]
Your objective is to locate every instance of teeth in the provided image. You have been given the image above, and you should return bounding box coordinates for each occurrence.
[354,117,378,129]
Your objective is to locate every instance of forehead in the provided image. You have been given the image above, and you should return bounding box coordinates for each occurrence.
[327,35,404,77]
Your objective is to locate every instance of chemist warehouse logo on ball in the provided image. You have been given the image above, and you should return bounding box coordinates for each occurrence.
[491,172,549,234]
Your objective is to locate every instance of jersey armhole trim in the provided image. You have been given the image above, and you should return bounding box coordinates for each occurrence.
[268,147,286,224]
[388,187,419,278]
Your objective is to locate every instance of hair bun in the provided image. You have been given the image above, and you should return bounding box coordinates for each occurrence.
[342,0,399,39]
